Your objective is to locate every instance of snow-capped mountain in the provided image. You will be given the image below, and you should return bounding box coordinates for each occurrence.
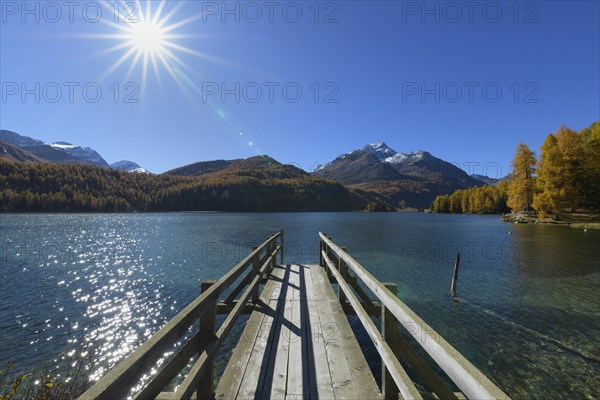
[362,142,431,164]
[51,141,109,167]
[110,160,150,173]
[0,130,148,172]
[0,130,45,148]
[314,142,487,208]
[362,142,398,161]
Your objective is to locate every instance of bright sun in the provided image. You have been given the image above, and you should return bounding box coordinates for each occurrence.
[94,1,214,89]
[130,21,165,55]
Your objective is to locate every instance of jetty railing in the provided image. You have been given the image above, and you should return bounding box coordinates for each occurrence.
[319,232,509,400]
[79,230,284,400]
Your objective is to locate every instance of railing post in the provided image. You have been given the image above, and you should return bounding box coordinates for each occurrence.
[198,280,217,400]
[270,240,276,270]
[382,282,399,400]
[319,240,324,267]
[338,247,348,304]
[280,229,284,265]
[319,233,326,267]
[251,246,260,304]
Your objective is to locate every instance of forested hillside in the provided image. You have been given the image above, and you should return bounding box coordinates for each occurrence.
[0,156,369,212]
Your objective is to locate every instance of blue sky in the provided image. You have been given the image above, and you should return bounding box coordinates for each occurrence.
[1,1,598,177]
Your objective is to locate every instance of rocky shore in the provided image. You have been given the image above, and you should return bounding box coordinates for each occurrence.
[501,211,600,230]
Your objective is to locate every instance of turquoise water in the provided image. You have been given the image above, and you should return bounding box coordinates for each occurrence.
[0,213,598,398]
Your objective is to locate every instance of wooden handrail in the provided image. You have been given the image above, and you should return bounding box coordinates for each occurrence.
[321,250,423,400]
[79,231,284,400]
[319,232,510,400]
[173,244,281,399]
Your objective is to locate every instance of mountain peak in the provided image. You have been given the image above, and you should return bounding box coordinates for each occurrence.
[314,144,484,208]
[111,160,150,173]
[362,141,397,161]
[384,150,432,164]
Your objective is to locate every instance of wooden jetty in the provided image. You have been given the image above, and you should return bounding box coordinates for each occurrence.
[79,231,509,400]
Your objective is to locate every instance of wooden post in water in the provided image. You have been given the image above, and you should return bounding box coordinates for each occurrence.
[198,280,217,400]
[450,252,461,296]
[382,282,400,400]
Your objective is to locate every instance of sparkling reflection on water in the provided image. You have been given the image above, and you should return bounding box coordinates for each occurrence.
[0,213,598,399]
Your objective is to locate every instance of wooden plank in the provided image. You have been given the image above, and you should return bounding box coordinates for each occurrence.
[233,262,287,399]
[309,264,382,400]
[215,264,285,400]
[236,297,280,398]
[286,264,310,399]
[262,264,294,399]
[319,233,510,400]
[322,252,423,400]
[309,265,360,400]
[301,265,335,400]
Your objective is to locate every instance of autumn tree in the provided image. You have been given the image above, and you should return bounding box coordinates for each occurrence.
[556,126,585,210]
[579,121,600,209]
[507,143,537,213]
[533,126,589,216]
[533,134,562,216]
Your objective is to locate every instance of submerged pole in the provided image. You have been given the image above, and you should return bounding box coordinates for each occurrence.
[450,251,461,296]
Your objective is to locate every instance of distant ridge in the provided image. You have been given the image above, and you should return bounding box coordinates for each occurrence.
[0,141,42,163]
[314,142,487,208]
[111,160,150,174]
[0,130,147,172]
[470,174,507,186]
[1,129,503,209]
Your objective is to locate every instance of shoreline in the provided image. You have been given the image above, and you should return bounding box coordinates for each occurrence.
[501,212,600,230]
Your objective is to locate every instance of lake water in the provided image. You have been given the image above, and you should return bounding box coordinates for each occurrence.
[0,213,598,398]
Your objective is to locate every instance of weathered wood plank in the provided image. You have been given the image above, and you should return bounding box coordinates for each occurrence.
[310,264,382,400]
[308,265,361,400]
[216,263,382,400]
[234,263,287,399]
[236,296,280,399]
[285,264,310,400]
[215,264,285,400]
[263,264,294,398]
[301,265,335,400]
